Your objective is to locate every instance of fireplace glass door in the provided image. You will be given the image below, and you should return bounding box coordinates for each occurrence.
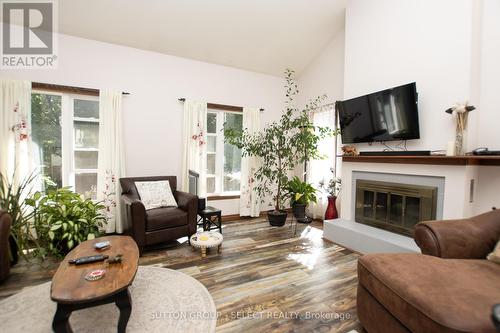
[355,180,437,237]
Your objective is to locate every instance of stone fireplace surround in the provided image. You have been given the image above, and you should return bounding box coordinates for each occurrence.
[324,158,479,253]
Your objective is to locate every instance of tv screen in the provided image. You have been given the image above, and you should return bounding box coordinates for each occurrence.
[338,82,420,144]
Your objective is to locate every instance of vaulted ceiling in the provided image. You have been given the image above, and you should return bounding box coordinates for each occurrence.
[59,0,346,76]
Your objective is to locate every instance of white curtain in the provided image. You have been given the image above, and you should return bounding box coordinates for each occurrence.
[181,100,207,197]
[97,91,126,233]
[308,106,336,219]
[239,107,261,217]
[0,79,33,186]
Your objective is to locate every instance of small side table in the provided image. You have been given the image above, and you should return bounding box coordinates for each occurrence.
[190,231,223,257]
[198,206,222,233]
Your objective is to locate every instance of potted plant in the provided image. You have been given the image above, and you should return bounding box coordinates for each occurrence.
[285,176,317,223]
[319,168,342,220]
[28,187,106,257]
[225,69,335,226]
[0,171,40,264]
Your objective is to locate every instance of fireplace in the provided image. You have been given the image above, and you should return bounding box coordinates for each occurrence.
[355,180,437,237]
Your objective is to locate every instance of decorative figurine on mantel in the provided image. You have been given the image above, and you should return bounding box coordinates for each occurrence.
[445,102,475,156]
[341,145,359,156]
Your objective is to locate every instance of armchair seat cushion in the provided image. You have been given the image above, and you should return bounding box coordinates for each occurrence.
[358,253,500,333]
[146,207,188,231]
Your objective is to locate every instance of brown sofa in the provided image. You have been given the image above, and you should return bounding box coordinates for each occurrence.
[120,176,198,255]
[0,210,12,282]
[357,209,500,333]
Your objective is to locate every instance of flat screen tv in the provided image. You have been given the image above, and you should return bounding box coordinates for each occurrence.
[337,82,420,144]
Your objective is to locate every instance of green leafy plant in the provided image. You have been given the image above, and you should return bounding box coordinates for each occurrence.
[0,170,40,261]
[27,187,106,257]
[285,176,317,206]
[225,69,338,212]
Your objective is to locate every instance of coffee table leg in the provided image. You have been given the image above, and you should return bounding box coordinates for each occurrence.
[53,303,73,333]
[115,289,132,333]
[218,244,221,253]
[201,246,206,257]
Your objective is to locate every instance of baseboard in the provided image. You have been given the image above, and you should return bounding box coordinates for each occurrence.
[221,208,293,222]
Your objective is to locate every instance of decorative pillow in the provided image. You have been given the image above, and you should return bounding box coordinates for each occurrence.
[134,181,178,210]
[487,240,500,264]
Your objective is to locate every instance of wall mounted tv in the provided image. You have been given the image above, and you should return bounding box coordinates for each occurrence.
[337,82,420,144]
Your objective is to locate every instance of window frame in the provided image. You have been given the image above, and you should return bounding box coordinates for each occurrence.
[206,109,242,196]
[32,90,99,196]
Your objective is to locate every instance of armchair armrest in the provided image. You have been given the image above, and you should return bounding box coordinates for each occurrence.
[175,191,198,235]
[121,194,147,250]
[414,209,500,259]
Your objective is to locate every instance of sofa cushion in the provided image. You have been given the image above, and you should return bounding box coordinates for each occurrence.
[358,253,500,333]
[146,207,187,231]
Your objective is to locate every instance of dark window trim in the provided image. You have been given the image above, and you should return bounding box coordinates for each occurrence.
[207,195,240,201]
[207,102,243,113]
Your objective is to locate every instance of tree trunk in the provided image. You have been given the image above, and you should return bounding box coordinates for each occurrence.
[276,154,282,211]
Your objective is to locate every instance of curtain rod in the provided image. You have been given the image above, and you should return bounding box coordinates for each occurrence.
[178,98,264,112]
[32,82,130,96]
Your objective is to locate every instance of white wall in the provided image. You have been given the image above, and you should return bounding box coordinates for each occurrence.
[344,0,476,152]
[473,0,500,214]
[298,29,345,106]
[0,33,285,216]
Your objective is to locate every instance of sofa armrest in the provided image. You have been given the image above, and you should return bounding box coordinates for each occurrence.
[0,210,12,282]
[175,191,198,235]
[121,194,147,248]
[414,209,500,259]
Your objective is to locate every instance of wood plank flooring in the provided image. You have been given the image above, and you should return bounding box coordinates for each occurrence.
[0,217,362,333]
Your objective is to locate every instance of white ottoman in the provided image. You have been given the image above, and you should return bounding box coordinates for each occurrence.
[190,231,223,257]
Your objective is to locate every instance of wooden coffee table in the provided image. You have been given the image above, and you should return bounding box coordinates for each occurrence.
[51,235,139,333]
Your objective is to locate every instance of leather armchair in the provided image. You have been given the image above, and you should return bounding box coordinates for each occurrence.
[0,210,11,282]
[357,209,500,333]
[119,176,198,255]
[414,209,500,259]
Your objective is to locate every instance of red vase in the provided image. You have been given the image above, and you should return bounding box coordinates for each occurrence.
[325,195,338,220]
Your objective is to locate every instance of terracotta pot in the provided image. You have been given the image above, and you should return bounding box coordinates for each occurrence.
[325,195,338,220]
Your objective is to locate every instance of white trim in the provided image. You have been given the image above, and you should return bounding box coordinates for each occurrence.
[32,91,99,196]
[205,110,242,196]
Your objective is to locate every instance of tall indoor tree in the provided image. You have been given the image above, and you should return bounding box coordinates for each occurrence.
[225,69,337,226]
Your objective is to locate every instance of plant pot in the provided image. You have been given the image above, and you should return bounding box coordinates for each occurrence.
[324,195,338,220]
[267,210,288,227]
[292,203,306,219]
[9,235,18,266]
[292,203,312,224]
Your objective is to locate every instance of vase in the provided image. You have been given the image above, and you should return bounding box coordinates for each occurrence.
[325,195,338,220]
[455,129,466,156]
[454,112,469,156]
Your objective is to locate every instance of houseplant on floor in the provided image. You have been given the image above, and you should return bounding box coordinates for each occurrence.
[285,176,317,223]
[225,69,335,226]
[27,187,106,258]
[0,171,41,264]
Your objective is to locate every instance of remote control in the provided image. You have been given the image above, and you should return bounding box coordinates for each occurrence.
[69,254,109,265]
[94,241,111,250]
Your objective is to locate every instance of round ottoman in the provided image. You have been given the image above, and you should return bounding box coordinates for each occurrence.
[190,231,223,257]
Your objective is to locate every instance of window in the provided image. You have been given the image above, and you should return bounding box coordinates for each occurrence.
[31,92,99,198]
[206,110,243,195]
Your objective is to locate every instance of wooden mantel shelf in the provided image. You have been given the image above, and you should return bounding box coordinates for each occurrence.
[342,155,500,166]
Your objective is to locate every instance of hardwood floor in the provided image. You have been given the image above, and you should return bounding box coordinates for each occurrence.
[0,217,362,333]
